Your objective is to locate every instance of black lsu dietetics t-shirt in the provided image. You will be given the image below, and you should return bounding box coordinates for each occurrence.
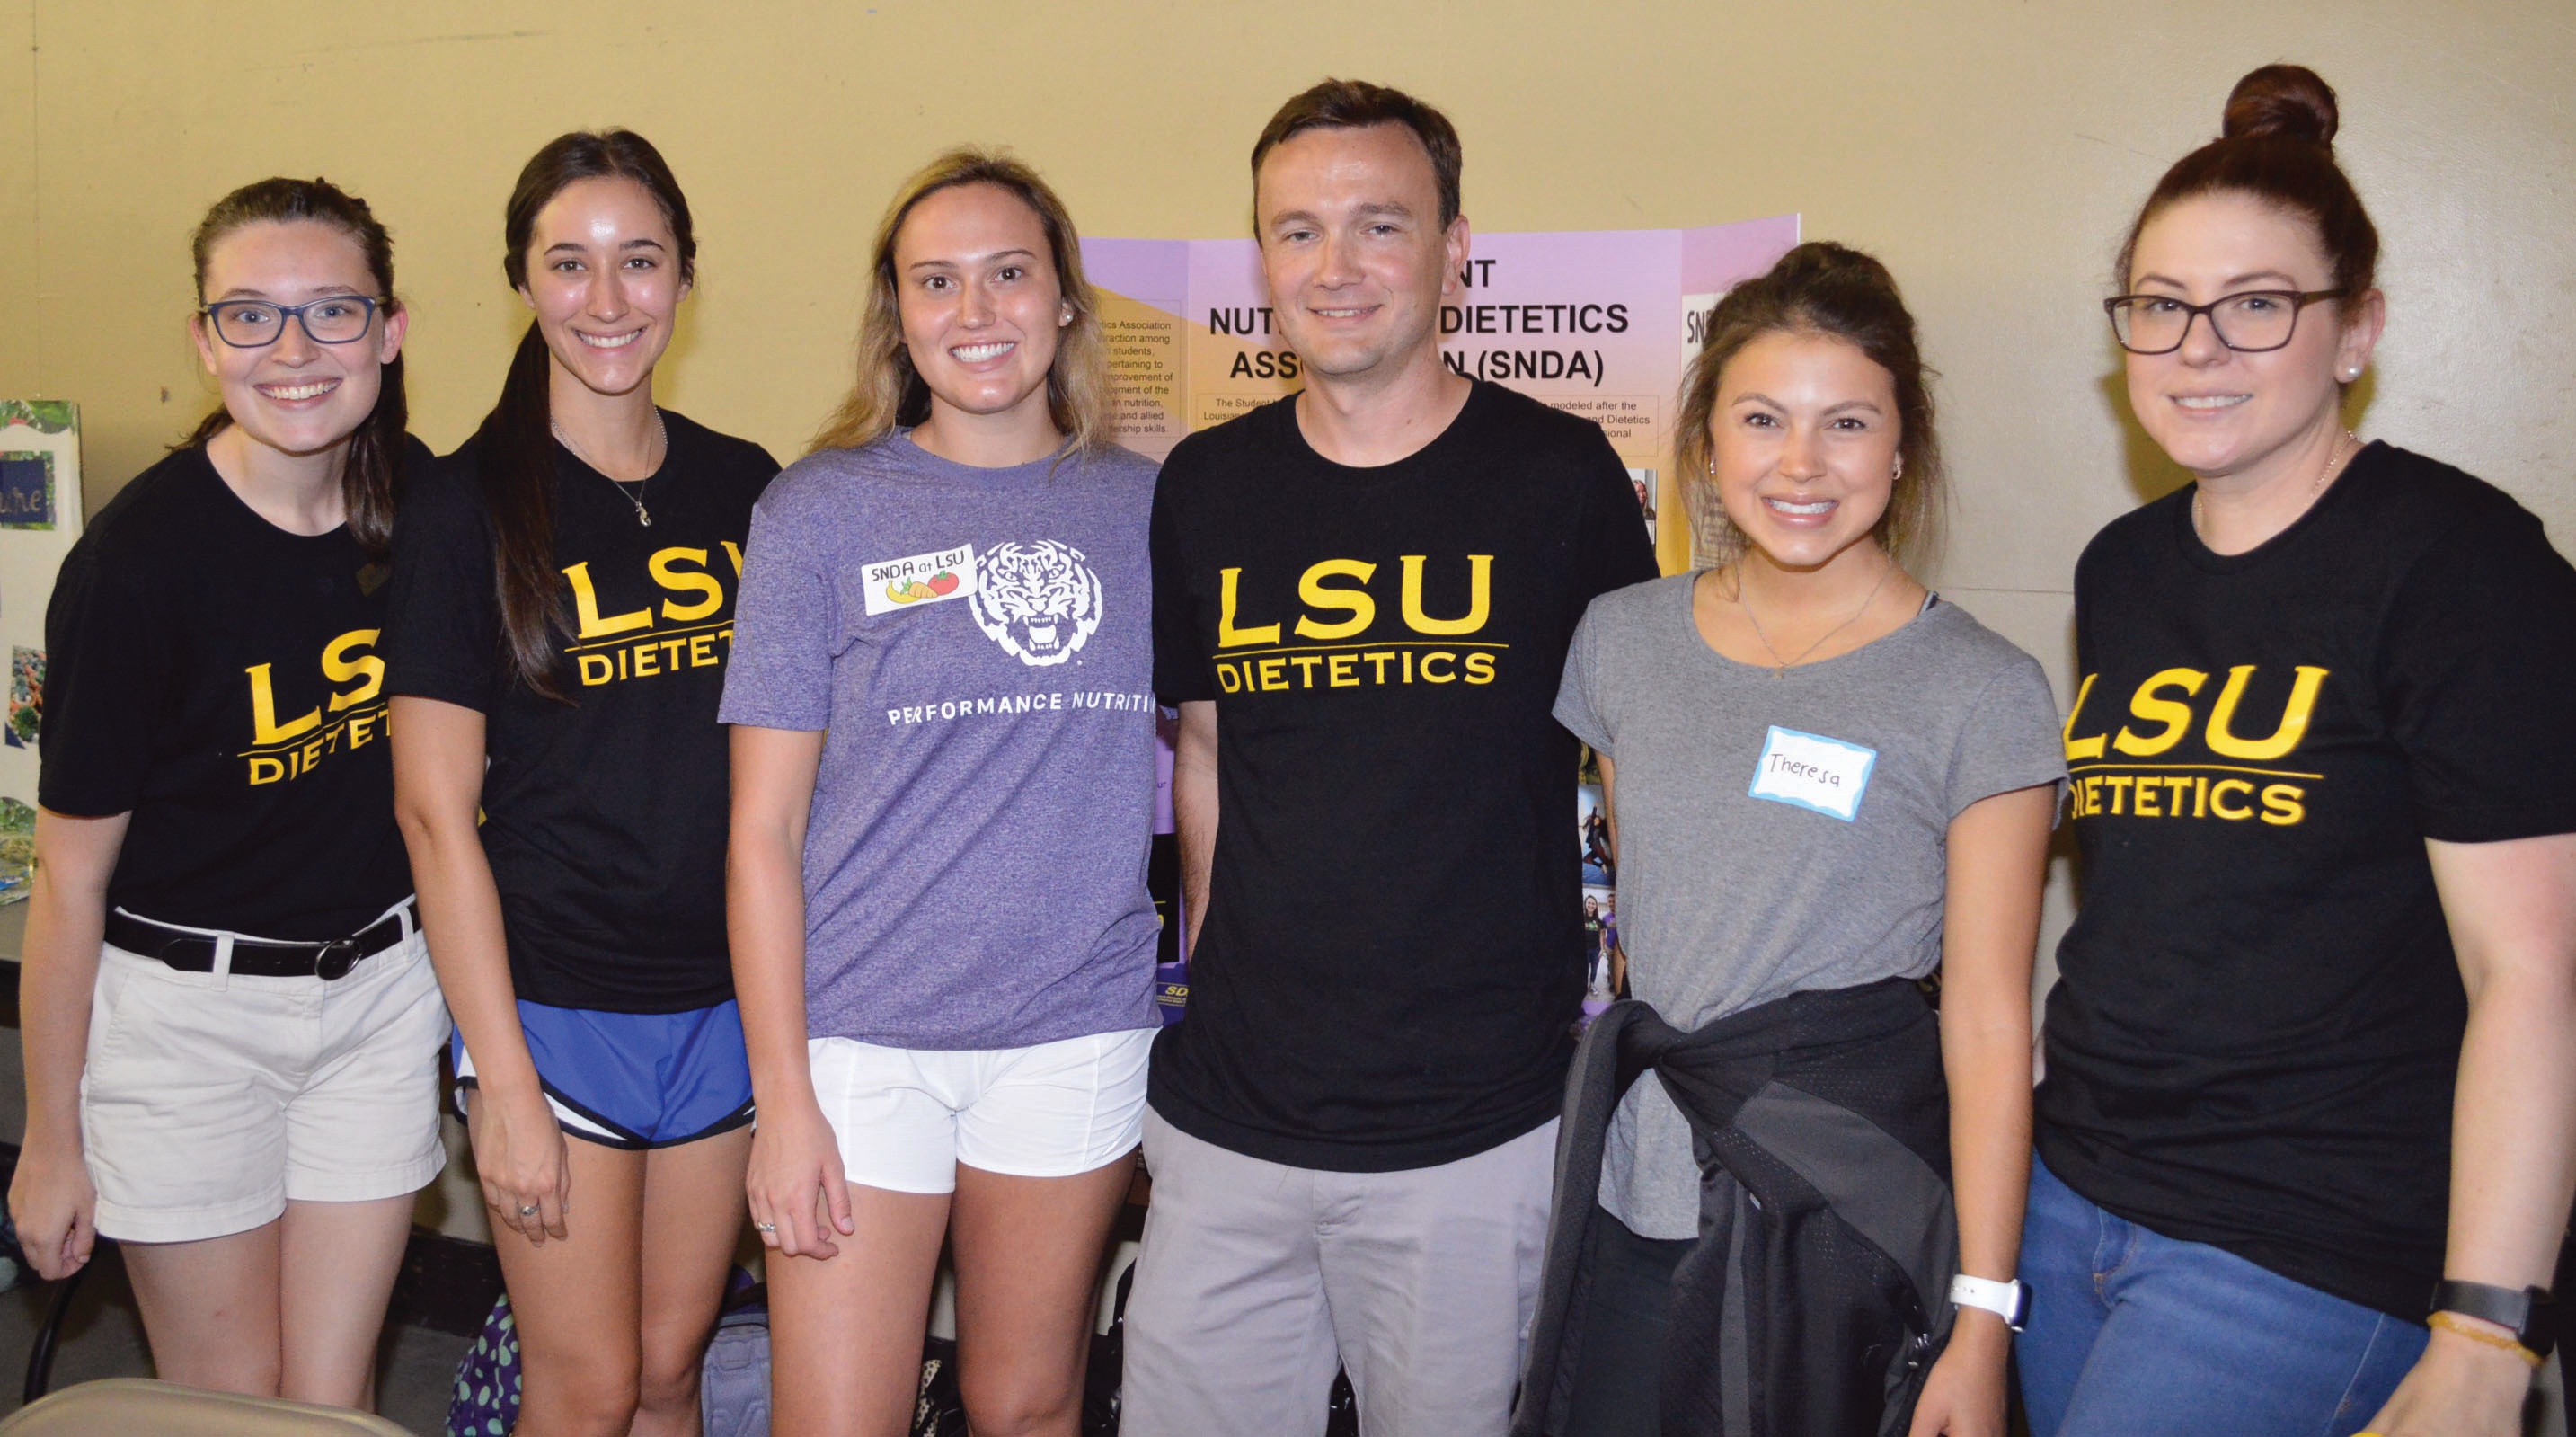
[2037,443,2576,1320]
[383,412,777,1013]
[1150,381,1659,1171]
[40,440,429,939]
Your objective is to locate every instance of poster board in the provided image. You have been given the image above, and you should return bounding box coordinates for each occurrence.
[0,401,84,902]
[1084,213,1799,573]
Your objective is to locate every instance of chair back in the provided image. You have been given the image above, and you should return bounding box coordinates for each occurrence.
[0,1378,412,1435]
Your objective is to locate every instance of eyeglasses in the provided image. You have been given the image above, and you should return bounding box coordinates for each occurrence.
[200,296,385,349]
[2102,289,2343,355]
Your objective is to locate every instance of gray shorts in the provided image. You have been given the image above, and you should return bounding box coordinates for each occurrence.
[1120,1108,1556,1437]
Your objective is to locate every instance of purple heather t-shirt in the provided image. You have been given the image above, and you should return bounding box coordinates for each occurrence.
[719,431,1162,1049]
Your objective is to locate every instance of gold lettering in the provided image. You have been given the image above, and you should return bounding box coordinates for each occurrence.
[564,562,652,638]
[1363,652,1397,683]
[2062,673,2106,760]
[2112,668,2207,757]
[2205,665,2328,760]
[1465,652,1496,685]
[1217,568,1281,648]
[2192,776,2208,817]
[321,629,384,712]
[1327,653,1359,687]
[633,642,661,677]
[650,547,726,621]
[578,653,615,687]
[2134,778,2163,817]
[244,662,321,745]
[1288,654,1323,687]
[1399,554,1492,635]
[1293,560,1377,641]
[2259,783,2306,826]
[1256,657,1288,691]
[1420,651,1457,683]
[1215,661,1243,694]
[2209,778,2255,821]
[2102,774,2134,814]
[248,756,286,785]
[721,540,745,576]
[347,710,377,748]
[689,633,717,667]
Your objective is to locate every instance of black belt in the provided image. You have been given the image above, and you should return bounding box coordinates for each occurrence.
[106,903,414,981]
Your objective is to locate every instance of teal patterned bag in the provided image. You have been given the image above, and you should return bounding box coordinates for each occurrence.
[445,1292,523,1436]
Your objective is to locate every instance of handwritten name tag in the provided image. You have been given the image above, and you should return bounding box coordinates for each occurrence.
[1748,725,1877,822]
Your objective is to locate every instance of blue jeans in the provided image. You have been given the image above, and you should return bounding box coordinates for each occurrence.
[2016,1154,2429,1437]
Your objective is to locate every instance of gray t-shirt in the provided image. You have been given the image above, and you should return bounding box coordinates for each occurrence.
[1554,573,2066,1237]
[719,432,1162,1049]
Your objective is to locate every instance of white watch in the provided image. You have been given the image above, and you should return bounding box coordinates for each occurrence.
[1949,1273,2030,1331]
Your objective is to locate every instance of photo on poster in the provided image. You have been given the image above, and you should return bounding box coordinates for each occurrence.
[1582,883,1620,1017]
[1626,467,1657,543]
[5,646,40,749]
[0,452,54,531]
[1578,776,1612,889]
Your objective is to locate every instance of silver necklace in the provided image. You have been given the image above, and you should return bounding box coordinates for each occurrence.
[552,409,668,528]
[2193,427,2355,542]
[1735,558,1897,679]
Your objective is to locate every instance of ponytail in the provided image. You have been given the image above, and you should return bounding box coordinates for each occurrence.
[474,324,566,702]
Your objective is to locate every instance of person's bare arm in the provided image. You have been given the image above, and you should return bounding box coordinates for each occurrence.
[1172,700,1218,956]
[390,694,568,1244]
[8,808,128,1279]
[729,723,850,1258]
[1910,783,2054,1437]
[2365,830,2576,1437]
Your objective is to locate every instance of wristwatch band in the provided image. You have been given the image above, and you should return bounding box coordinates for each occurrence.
[2430,1279,2557,1359]
[1949,1274,2030,1332]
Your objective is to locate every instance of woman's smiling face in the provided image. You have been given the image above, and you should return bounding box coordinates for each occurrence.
[518,175,688,399]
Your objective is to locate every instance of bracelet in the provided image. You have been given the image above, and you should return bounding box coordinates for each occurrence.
[2430,1311,2544,1369]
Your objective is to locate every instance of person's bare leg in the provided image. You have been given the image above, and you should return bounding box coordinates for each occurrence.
[276,1193,415,1408]
[121,1220,286,1397]
[632,1127,756,1437]
[480,1109,649,1437]
[950,1151,1137,1437]
[768,1182,950,1437]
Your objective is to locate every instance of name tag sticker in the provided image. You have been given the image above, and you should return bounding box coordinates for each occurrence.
[1748,725,1877,822]
[862,544,978,616]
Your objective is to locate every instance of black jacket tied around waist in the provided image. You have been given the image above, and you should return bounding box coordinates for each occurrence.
[1512,979,1959,1437]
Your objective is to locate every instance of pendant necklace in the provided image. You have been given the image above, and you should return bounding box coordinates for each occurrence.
[553,409,668,528]
[2193,428,2356,543]
[1737,559,1896,679]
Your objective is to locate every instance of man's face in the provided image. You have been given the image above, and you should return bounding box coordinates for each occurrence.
[1253,121,1467,385]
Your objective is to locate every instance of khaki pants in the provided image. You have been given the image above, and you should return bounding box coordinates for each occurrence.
[1120,1108,1556,1437]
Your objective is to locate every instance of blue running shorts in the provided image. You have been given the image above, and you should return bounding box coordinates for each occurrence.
[453,999,755,1149]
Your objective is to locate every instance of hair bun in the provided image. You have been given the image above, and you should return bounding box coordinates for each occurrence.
[2222,65,2340,146]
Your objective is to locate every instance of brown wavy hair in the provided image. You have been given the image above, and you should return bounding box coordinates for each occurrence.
[1674,242,1944,570]
[184,177,408,560]
[810,148,1110,457]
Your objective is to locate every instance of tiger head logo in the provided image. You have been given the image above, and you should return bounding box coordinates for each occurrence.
[968,540,1103,667]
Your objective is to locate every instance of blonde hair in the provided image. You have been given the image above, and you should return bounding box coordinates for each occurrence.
[811,148,1111,457]
[1675,242,1944,572]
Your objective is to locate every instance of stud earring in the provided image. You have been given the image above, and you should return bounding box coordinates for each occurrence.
[1060,307,1074,327]
[1892,454,1906,480]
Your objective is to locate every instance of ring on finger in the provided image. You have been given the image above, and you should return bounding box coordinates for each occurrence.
[754,1220,777,1233]
[518,1203,541,1217]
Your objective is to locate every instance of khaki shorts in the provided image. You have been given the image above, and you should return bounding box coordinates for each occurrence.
[80,917,450,1244]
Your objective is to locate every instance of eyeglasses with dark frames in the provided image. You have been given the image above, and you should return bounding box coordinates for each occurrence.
[200,295,385,349]
[2102,289,2344,355]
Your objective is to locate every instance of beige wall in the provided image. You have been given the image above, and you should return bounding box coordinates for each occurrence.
[3,0,2572,1238]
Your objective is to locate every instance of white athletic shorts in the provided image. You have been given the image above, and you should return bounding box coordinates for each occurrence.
[808,1027,1156,1195]
[80,910,450,1244]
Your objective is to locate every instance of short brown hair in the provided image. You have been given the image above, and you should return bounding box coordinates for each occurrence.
[1250,79,1463,228]
[1674,243,1944,570]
